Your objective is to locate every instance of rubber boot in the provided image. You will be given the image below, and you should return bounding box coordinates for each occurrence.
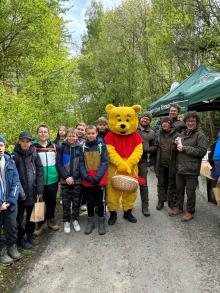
[108,211,117,225]
[98,217,106,235]
[142,203,150,217]
[84,217,95,235]
[0,247,14,265]
[7,244,22,261]
[123,209,137,223]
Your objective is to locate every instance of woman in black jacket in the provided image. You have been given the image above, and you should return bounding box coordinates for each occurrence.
[13,131,44,249]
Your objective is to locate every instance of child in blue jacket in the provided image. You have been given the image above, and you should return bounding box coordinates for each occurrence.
[56,128,82,234]
[80,125,108,235]
[0,136,21,265]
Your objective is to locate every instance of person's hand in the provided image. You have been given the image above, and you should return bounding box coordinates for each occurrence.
[91,176,100,185]
[86,176,94,184]
[37,194,43,201]
[177,144,184,152]
[0,202,10,211]
[66,177,74,185]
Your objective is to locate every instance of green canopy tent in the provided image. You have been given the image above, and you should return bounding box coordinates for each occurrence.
[148,65,220,116]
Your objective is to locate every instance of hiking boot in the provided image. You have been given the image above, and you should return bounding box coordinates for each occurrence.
[72,220,81,232]
[123,209,137,223]
[108,211,117,225]
[181,211,194,222]
[33,222,45,236]
[64,222,71,234]
[7,244,22,261]
[98,217,106,235]
[84,217,95,235]
[0,247,14,265]
[17,238,33,250]
[27,236,39,246]
[47,219,59,231]
[169,207,182,217]
[156,201,164,210]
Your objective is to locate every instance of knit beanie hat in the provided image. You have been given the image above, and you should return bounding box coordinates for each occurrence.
[141,111,152,121]
[0,135,6,145]
[161,116,173,125]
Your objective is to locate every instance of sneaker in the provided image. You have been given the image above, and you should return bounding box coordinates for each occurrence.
[64,222,71,234]
[47,219,59,231]
[27,236,39,246]
[169,207,182,217]
[33,222,45,236]
[80,205,87,212]
[72,220,81,232]
[181,211,194,222]
[17,238,33,250]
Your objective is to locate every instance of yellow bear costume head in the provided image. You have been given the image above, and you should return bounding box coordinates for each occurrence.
[105,104,141,135]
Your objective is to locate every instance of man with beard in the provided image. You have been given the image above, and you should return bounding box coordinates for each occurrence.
[137,112,157,216]
[155,117,179,212]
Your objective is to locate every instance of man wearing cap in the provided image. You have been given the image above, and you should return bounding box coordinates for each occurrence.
[13,131,43,249]
[137,111,157,216]
[155,117,179,211]
[0,135,21,265]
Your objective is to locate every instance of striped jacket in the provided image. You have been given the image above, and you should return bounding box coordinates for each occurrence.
[33,140,58,186]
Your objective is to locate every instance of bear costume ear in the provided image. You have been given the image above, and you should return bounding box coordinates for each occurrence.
[105,104,115,113]
[132,105,141,113]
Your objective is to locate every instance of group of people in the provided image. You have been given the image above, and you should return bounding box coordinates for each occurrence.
[0,104,211,266]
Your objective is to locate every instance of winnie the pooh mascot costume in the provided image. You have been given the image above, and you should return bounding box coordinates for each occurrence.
[104,104,143,225]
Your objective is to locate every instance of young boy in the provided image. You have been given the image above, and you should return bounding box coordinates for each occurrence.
[76,122,86,146]
[0,136,21,265]
[13,131,44,249]
[56,128,82,234]
[80,125,108,235]
[33,125,59,234]
[96,117,109,141]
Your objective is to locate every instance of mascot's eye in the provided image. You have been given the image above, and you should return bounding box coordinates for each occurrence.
[118,119,121,122]
[126,119,129,122]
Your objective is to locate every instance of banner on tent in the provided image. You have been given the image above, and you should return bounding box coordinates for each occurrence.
[150,99,189,115]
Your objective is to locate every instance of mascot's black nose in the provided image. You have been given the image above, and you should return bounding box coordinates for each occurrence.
[120,124,126,129]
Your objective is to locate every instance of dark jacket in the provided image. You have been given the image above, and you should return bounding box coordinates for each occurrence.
[172,118,186,133]
[56,141,81,184]
[0,153,20,211]
[13,144,44,206]
[155,129,179,177]
[79,138,108,186]
[137,124,157,164]
[176,128,208,176]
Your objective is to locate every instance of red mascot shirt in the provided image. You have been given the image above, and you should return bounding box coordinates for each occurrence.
[105,131,143,158]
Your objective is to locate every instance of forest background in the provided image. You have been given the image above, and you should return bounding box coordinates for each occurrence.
[0,0,219,144]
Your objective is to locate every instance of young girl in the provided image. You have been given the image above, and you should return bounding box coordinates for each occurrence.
[54,126,67,147]
[56,128,82,234]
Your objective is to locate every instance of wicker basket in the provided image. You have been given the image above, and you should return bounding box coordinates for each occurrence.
[111,175,138,193]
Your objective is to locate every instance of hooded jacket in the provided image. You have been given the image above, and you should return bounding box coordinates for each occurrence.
[0,153,20,211]
[13,144,44,206]
[56,140,81,184]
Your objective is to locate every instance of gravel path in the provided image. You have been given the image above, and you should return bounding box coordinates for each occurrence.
[15,172,220,293]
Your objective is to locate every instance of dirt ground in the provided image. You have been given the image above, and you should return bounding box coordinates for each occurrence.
[10,172,220,293]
